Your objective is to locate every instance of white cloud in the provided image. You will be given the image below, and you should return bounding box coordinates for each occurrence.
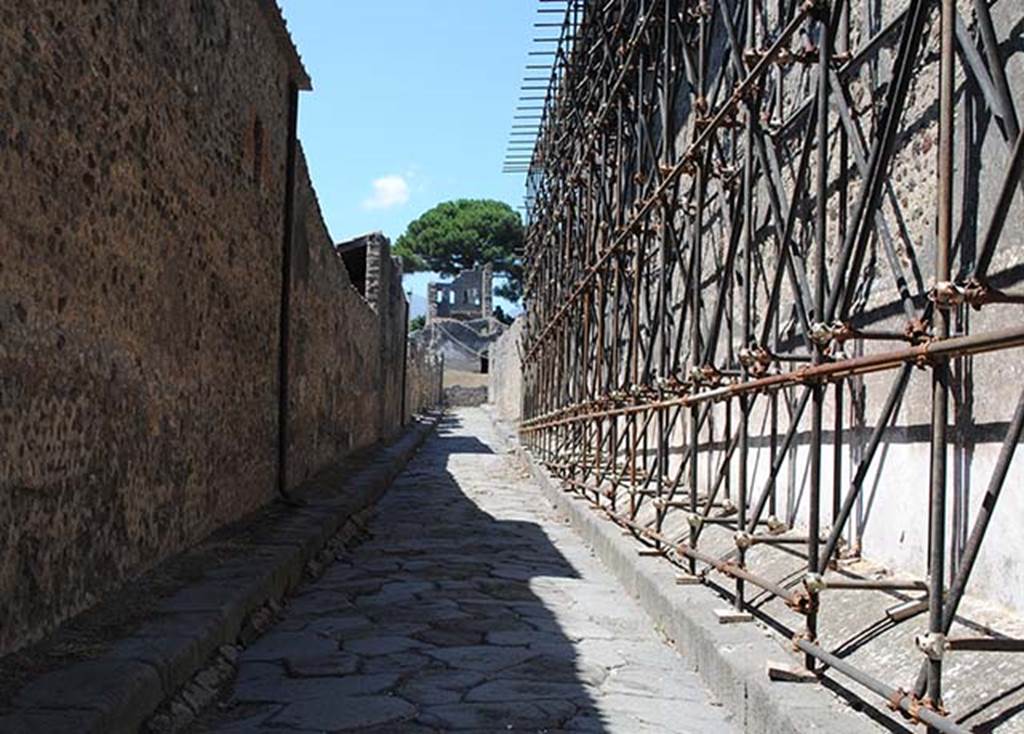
[361,174,410,210]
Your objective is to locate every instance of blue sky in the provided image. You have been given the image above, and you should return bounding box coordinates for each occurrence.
[279,1,535,316]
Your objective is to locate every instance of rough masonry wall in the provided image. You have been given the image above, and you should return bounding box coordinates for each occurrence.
[0,0,292,656]
[372,241,407,439]
[488,317,523,422]
[287,150,387,485]
[0,2,417,656]
[405,338,443,420]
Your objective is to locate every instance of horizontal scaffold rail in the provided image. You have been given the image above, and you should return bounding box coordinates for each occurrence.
[515,0,1024,730]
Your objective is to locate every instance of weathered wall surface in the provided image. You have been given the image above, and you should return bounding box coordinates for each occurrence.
[488,317,523,422]
[405,338,443,420]
[0,1,425,656]
[445,385,489,407]
[287,155,405,485]
[370,237,408,438]
[0,0,294,657]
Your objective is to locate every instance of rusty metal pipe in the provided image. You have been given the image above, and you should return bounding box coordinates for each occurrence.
[793,639,969,734]
[522,324,1024,432]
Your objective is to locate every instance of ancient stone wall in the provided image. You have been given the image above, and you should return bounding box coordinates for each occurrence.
[287,151,395,484]
[370,237,407,439]
[445,385,489,408]
[405,338,443,420]
[0,1,423,656]
[418,318,503,373]
[488,317,523,422]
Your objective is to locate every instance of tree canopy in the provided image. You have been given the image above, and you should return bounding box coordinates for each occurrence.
[394,199,524,302]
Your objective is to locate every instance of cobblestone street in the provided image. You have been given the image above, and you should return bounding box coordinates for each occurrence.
[196,408,735,733]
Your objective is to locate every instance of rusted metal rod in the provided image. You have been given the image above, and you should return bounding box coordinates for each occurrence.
[514,0,1024,725]
[793,638,969,734]
[522,325,1024,432]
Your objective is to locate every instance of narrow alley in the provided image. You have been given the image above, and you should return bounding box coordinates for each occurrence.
[193,409,735,733]
[5,2,1024,732]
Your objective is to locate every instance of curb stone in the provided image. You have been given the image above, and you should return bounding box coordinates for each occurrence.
[0,412,442,734]
[484,408,886,734]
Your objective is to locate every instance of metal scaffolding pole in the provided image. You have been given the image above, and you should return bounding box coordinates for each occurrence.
[511,0,1024,729]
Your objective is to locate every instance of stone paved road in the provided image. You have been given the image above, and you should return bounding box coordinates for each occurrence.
[196,408,735,733]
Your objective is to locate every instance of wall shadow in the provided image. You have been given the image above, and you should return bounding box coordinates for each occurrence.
[201,411,612,732]
[362,412,609,730]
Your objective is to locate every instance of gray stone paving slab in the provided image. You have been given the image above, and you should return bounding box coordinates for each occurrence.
[398,671,488,706]
[283,653,361,678]
[233,670,400,703]
[269,695,416,730]
[418,700,578,730]
[195,408,736,733]
[239,631,339,662]
[361,652,435,674]
[424,645,538,673]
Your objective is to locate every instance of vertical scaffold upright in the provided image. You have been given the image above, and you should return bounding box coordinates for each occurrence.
[512,0,1024,731]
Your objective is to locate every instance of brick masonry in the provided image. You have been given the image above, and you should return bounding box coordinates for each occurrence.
[0,1,430,656]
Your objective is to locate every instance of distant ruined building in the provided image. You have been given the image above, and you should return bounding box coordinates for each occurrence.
[426,263,493,326]
[416,264,504,381]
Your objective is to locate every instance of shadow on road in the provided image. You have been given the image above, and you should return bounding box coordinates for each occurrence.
[197,412,613,732]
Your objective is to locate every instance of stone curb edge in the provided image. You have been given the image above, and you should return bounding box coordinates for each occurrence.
[0,412,443,734]
[485,409,881,734]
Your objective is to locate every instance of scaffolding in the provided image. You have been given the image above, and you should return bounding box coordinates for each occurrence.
[512,0,1024,731]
